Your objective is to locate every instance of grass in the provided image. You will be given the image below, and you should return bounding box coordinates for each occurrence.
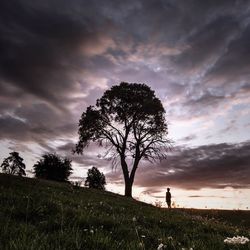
[0,173,249,250]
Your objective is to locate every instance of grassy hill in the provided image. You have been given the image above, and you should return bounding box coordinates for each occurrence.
[0,173,249,250]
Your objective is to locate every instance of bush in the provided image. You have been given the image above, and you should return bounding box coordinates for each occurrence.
[33,153,72,182]
[85,167,106,190]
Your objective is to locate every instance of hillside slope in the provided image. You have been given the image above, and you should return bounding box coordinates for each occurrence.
[0,173,249,250]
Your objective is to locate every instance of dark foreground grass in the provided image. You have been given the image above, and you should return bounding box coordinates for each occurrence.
[0,173,249,250]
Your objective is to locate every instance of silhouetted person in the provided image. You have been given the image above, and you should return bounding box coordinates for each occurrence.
[166,188,171,208]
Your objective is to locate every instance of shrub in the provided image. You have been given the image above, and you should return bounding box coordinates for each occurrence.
[85,167,106,190]
[33,153,72,182]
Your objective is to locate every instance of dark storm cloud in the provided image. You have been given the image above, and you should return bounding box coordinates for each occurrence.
[156,1,250,120]
[178,89,228,118]
[206,22,250,83]
[132,141,250,190]
[56,141,111,169]
[1,0,249,111]
[0,115,31,141]
[0,0,249,92]
[172,15,239,70]
[0,0,119,150]
[0,0,114,111]
[55,140,250,190]
[98,0,250,121]
[0,103,77,149]
[0,0,250,190]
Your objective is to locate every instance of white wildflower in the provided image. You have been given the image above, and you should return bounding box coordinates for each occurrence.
[167,236,173,240]
[224,236,249,245]
[141,235,146,238]
[132,216,137,222]
[157,243,164,250]
[90,229,94,234]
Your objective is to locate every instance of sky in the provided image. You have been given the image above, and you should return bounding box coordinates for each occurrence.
[0,0,250,210]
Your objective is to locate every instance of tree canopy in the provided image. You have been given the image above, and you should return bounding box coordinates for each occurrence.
[85,167,106,190]
[75,82,170,197]
[33,153,72,182]
[0,151,26,176]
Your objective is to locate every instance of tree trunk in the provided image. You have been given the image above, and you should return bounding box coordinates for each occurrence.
[125,156,139,198]
[120,154,132,197]
[124,179,133,197]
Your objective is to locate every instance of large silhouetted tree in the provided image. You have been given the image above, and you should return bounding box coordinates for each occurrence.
[85,167,106,190]
[75,82,170,197]
[33,153,72,182]
[0,151,26,176]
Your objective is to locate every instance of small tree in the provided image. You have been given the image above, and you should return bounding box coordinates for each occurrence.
[1,151,26,176]
[85,167,106,190]
[33,153,72,182]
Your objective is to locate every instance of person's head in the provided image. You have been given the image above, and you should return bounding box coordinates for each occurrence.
[167,188,170,192]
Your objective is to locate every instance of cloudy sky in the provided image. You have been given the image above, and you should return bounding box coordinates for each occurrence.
[1,0,250,209]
